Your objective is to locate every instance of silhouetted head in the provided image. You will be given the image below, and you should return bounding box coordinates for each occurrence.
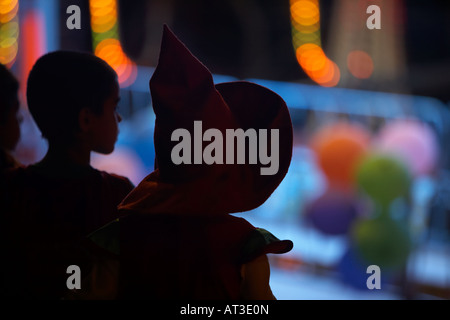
[0,63,20,151]
[119,25,293,215]
[27,51,122,154]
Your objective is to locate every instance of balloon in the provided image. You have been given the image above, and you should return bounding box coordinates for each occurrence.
[311,121,371,189]
[351,215,411,269]
[337,246,390,290]
[356,154,411,207]
[375,119,439,176]
[305,189,359,236]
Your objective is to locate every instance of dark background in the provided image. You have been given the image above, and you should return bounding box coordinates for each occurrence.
[58,0,450,103]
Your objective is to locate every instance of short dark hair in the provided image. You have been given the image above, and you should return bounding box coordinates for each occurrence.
[0,63,19,124]
[26,51,118,145]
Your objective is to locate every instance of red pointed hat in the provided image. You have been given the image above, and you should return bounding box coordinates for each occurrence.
[119,25,293,215]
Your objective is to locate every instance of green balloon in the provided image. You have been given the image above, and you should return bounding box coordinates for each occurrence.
[356,154,411,206]
[352,216,411,269]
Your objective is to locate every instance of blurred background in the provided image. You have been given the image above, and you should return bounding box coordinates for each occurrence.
[2,0,450,299]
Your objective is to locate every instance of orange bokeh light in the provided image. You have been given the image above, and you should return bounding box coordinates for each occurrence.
[0,0,18,15]
[0,0,19,67]
[290,0,340,87]
[89,0,136,87]
[297,44,326,71]
[291,0,320,26]
[296,43,340,86]
[317,61,340,87]
[94,38,136,87]
[0,0,18,23]
[347,50,374,79]
[90,0,115,9]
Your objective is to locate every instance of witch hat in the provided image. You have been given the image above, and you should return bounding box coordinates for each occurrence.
[119,25,293,215]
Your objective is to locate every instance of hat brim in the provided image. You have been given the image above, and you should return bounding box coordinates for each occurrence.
[240,228,294,264]
[214,80,294,213]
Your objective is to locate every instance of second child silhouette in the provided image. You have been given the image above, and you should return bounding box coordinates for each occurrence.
[0,63,21,172]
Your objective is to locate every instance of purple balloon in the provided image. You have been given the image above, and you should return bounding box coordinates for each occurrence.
[305,190,359,236]
[338,246,373,290]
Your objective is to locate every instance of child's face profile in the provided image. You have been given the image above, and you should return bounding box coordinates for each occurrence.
[90,81,122,155]
[0,95,21,152]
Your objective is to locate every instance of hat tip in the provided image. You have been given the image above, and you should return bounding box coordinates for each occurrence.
[162,24,173,36]
[161,24,180,45]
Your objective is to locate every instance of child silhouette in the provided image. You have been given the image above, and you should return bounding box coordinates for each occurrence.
[1,51,134,299]
[89,25,294,300]
[0,63,21,172]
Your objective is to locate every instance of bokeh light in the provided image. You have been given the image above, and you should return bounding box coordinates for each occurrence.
[374,119,439,176]
[20,9,47,101]
[310,121,371,190]
[290,0,340,87]
[305,188,360,236]
[356,153,412,208]
[291,0,320,28]
[0,0,19,68]
[351,214,411,270]
[89,0,137,87]
[347,50,374,79]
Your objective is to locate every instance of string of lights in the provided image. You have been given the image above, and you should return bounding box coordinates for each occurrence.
[89,0,137,87]
[290,0,340,87]
[0,0,19,68]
